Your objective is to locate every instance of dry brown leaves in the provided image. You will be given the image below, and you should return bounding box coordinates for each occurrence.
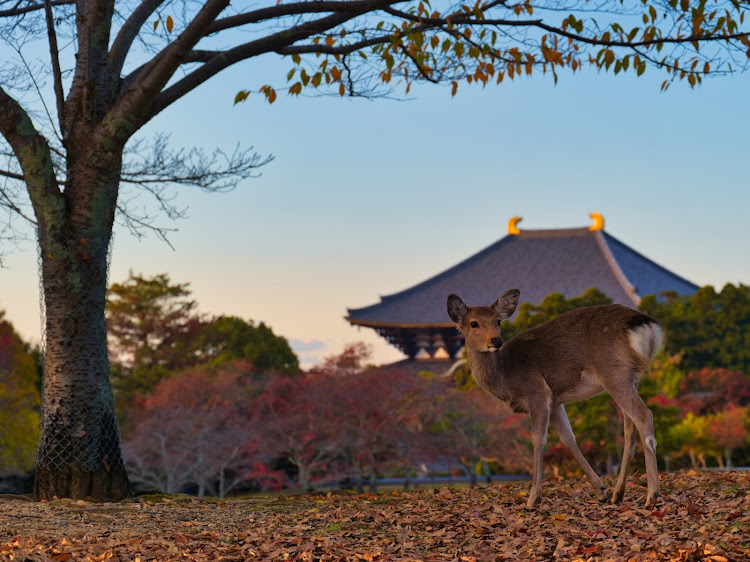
[1,471,748,561]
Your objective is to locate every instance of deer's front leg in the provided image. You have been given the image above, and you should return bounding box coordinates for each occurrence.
[526,398,551,509]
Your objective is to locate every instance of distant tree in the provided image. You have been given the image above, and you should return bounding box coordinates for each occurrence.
[253,373,346,490]
[677,367,750,416]
[503,288,612,340]
[434,388,530,483]
[107,272,203,406]
[107,272,199,367]
[668,413,716,469]
[123,361,277,496]
[310,342,373,377]
[705,405,749,469]
[647,352,687,399]
[335,368,440,491]
[390,373,449,489]
[640,284,750,372]
[107,273,299,410]
[197,316,299,374]
[0,312,40,474]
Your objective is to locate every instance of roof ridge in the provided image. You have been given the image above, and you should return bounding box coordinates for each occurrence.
[370,233,515,305]
[592,230,641,307]
[372,227,594,306]
[516,226,591,238]
[601,231,700,291]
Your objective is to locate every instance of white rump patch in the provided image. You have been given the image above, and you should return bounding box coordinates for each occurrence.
[628,323,664,361]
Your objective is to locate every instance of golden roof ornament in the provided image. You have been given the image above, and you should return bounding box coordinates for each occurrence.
[507,216,523,235]
[589,212,604,231]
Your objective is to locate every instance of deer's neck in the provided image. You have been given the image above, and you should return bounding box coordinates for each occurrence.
[467,347,505,391]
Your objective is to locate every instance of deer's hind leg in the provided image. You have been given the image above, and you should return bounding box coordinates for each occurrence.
[550,404,607,502]
[601,374,660,507]
[611,412,637,503]
[526,397,551,509]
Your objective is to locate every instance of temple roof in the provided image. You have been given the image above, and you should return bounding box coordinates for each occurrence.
[346,226,699,329]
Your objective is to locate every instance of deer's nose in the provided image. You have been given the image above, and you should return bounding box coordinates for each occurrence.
[491,337,504,348]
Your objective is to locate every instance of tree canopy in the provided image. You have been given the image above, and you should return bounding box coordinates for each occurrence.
[107,272,299,409]
[640,283,750,373]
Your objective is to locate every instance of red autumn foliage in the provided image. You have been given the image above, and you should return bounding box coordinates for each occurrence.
[123,361,282,496]
[677,367,750,415]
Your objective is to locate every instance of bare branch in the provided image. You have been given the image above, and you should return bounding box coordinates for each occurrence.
[205,0,401,34]
[147,6,377,118]
[108,0,166,80]
[121,134,273,192]
[112,0,233,126]
[0,165,23,181]
[43,0,65,134]
[113,133,272,245]
[0,0,73,18]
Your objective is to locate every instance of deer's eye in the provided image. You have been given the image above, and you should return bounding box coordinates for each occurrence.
[470,321,479,328]
[497,320,502,327]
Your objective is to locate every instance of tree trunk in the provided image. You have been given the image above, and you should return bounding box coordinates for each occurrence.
[33,149,130,501]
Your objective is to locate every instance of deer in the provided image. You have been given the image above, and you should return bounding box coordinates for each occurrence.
[447,289,662,509]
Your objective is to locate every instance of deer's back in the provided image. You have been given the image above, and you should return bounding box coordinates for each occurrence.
[499,304,660,401]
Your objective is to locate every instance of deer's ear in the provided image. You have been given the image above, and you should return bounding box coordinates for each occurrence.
[447,294,468,323]
[492,289,520,320]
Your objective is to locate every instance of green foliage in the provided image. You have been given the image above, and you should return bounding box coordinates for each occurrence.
[197,316,299,374]
[647,352,686,398]
[107,273,300,412]
[107,271,199,371]
[0,311,40,473]
[502,288,612,340]
[107,272,202,407]
[640,283,750,373]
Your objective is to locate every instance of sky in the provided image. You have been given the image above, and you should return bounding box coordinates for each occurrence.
[1,44,749,368]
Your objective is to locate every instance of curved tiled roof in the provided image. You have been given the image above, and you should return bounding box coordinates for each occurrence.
[347,227,698,328]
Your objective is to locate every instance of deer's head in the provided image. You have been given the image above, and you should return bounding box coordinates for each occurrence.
[447,289,520,352]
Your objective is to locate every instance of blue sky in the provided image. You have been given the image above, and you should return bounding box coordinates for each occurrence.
[1,51,749,368]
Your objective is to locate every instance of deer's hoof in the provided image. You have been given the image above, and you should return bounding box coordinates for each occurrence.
[645,492,659,508]
[610,491,624,504]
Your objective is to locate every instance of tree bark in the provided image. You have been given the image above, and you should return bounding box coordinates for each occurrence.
[33,143,131,501]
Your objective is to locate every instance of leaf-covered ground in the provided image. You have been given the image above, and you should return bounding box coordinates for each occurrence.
[1,471,748,561]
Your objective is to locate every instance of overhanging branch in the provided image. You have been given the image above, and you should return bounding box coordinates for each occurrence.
[147,7,374,119]
[0,0,73,18]
[43,0,65,136]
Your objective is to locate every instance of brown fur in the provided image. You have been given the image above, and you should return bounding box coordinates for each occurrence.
[447,290,662,509]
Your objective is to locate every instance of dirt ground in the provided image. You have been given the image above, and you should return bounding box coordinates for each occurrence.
[1,470,748,561]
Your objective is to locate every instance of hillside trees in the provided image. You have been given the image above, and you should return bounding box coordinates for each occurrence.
[123,362,279,496]
[0,311,40,474]
[640,284,750,372]
[1,1,749,501]
[107,272,298,411]
[122,343,529,494]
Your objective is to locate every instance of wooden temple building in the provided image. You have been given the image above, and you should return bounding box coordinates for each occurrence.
[346,214,699,362]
